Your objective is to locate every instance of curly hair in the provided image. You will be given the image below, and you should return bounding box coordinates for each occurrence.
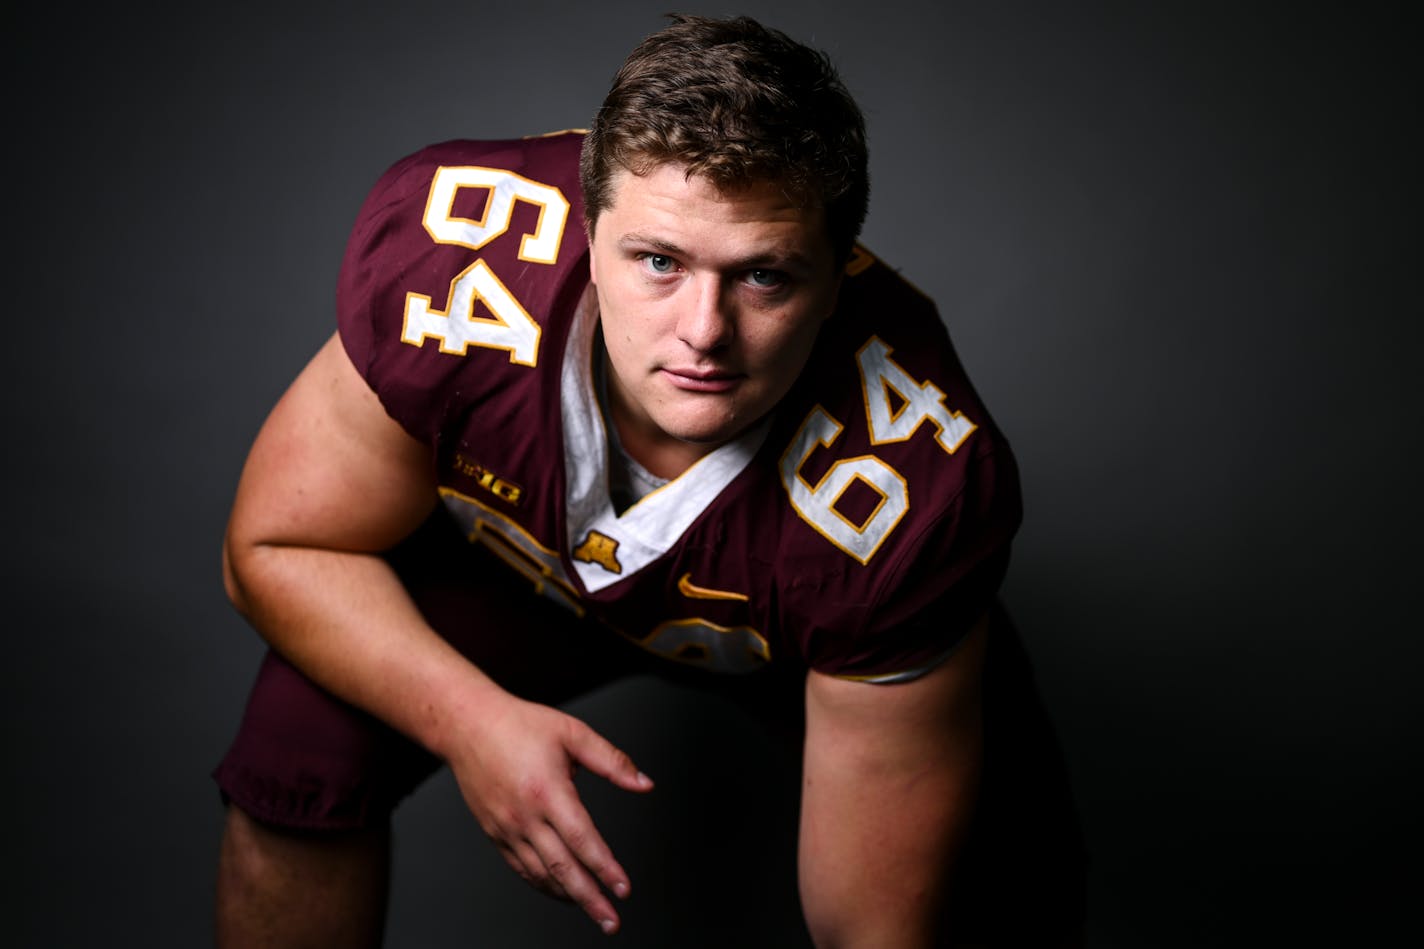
[580,14,869,263]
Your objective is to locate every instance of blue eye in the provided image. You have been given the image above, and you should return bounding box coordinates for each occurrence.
[746,269,786,289]
[643,254,676,274]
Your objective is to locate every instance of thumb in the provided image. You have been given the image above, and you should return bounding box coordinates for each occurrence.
[565,722,654,793]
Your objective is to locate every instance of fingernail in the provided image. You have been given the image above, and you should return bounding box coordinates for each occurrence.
[601,918,616,934]
[614,881,629,898]
[636,771,653,788]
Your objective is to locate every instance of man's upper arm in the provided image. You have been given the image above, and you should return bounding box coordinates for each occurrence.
[225,332,436,575]
[798,614,988,949]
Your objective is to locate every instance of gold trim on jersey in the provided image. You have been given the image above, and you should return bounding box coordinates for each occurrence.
[420,164,570,264]
[401,259,543,365]
[826,470,892,535]
[844,244,876,276]
[640,617,771,674]
[829,635,969,684]
[438,486,583,616]
[856,336,976,454]
[676,573,750,602]
[778,404,910,565]
[401,164,574,366]
[831,664,934,684]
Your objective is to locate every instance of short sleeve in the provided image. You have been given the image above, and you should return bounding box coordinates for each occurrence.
[804,439,1022,683]
[778,251,1024,682]
[331,135,590,447]
[334,147,463,444]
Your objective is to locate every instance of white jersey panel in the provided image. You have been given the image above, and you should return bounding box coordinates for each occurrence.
[560,293,769,593]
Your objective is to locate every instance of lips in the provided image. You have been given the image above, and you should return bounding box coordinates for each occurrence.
[660,366,743,393]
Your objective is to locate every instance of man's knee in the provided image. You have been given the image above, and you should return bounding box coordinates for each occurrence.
[220,803,390,886]
[216,805,391,948]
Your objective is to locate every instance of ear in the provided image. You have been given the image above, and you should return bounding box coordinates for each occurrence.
[823,270,844,323]
[584,220,599,285]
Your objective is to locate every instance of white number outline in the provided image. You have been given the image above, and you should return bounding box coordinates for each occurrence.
[639,618,771,674]
[400,165,570,366]
[779,407,910,565]
[780,336,978,564]
[857,336,977,453]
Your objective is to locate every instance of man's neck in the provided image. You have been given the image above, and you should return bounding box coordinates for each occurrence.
[599,355,717,482]
[607,396,714,482]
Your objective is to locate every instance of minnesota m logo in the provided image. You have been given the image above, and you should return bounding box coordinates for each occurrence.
[572,530,622,574]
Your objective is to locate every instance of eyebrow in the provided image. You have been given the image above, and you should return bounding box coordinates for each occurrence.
[616,233,686,257]
[615,232,814,272]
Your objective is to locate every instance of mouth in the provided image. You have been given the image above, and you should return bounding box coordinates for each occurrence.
[660,366,744,393]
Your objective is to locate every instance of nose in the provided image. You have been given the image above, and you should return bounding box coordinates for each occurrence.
[676,276,734,352]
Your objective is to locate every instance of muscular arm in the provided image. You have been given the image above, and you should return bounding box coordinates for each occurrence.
[223,333,453,738]
[798,615,988,949]
[223,333,650,933]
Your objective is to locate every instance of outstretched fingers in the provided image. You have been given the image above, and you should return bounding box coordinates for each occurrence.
[550,788,636,895]
[498,840,570,900]
[491,769,636,933]
[529,819,626,934]
[459,707,657,935]
[566,724,655,795]
[541,724,654,932]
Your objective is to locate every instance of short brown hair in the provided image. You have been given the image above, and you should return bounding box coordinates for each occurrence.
[580,14,869,263]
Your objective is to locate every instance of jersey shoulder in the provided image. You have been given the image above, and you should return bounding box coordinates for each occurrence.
[765,247,1022,680]
[336,133,590,443]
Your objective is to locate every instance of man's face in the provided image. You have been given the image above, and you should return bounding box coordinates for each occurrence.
[588,163,841,478]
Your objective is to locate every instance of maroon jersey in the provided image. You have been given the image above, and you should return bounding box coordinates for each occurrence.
[338,132,1021,682]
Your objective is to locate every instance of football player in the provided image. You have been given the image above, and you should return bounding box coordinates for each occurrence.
[214,14,1082,947]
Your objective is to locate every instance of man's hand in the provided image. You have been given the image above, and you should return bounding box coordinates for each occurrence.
[441,693,654,935]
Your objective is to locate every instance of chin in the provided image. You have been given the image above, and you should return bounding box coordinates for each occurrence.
[663,411,755,448]
[662,423,732,447]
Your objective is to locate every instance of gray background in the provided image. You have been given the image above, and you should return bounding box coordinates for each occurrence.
[6,1,1418,945]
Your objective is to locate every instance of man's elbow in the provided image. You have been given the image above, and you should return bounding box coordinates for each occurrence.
[801,899,855,949]
[802,901,939,949]
[800,849,945,948]
[221,530,253,618]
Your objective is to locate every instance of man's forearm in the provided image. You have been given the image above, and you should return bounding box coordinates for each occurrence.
[799,744,977,948]
[798,621,988,948]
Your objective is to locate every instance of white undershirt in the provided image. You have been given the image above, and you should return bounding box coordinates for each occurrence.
[593,337,669,514]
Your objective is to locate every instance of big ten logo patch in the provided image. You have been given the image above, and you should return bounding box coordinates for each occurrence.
[452,453,523,505]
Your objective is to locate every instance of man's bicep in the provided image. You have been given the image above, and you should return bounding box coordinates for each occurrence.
[806,610,987,736]
[227,332,437,556]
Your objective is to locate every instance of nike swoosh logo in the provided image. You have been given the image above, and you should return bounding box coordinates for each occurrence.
[676,573,749,602]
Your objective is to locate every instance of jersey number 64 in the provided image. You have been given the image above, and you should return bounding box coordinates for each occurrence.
[779,337,976,565]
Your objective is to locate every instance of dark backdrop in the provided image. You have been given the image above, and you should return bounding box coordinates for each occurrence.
[6,2,1417,946]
